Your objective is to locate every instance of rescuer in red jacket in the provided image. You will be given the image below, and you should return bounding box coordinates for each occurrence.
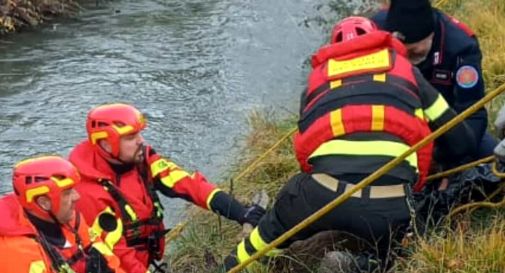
[69,103,264,273]
[0,156,124,273]
[223,16,475,272]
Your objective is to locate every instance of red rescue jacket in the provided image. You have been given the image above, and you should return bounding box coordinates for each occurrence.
[296,31,433,189]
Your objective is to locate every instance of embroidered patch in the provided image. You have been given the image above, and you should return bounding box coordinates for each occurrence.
[456,65,479,88]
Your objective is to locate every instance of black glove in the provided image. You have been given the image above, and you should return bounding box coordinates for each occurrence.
[209,191,266,226]
[239,205,266,227]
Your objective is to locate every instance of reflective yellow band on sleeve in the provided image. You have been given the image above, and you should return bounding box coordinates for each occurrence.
[237,240,250,263]
[29,260,46,273]
[249,227,281,257]
[310,140,418,171]
[249,227,267,251]
[150,158,178,177]
[424,94,449,121]
[206,188,222,210]
[159,169,190,188]
[330,109,345,136]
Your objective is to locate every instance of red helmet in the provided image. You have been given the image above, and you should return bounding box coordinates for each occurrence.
[12,156,79,218]
[331,16,378,43]
[86,103,146,158]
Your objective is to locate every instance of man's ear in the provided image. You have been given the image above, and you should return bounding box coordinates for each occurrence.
[99,140,112,153]
[35,196,52,211]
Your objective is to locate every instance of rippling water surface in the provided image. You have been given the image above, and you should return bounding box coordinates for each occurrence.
[0,0,370,225]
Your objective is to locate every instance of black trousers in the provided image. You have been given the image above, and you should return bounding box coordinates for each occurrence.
[225,172,413,271]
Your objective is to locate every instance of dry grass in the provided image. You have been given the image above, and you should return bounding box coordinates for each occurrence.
[399,211,505,273]
[166,113,299,273]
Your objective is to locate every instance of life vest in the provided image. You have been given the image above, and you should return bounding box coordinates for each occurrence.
[98,177,168,261]
[295,31,433,189]
[0,194,121,273]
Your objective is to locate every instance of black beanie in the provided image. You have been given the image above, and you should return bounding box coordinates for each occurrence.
[385,0,435,43]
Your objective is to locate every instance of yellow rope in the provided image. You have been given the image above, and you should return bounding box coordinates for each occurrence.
[228,82,505,273]
[167,0,454,245]
[491,161,505,178]
[425,155,495,182]
[233,127,297,182]
[165,127,297,242]
[447,165,505,218]
[449,193,505,217]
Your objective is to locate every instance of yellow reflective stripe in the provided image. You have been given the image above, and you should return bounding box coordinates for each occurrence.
[112,124,135,135]
[105,217,123,249]
[249,228,281,257]
[424,94,449,121]
[310,140,418,170]
[160,170,190,188]
[124,204,138,221]
[92,241,114,256]
[206,188,222,210]
[90,131,108,144]
[29,260,46,273]
[26,186,50,203]
[150,158,178,177]
[50,177,74,188]
[327,49,390,78]
[373,73,386,82]
[415,108,425,120]
[91,207,123,249]
[330,109,345,136]
[330,80,342,89]
[237,240,250,263]
[371,105,385,131]
[249,227,267,251]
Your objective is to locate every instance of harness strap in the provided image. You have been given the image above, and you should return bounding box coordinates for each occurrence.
[36,234,76,273]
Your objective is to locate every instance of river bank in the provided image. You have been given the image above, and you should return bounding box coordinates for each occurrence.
[0,0,81,34]
[165,0,505,272]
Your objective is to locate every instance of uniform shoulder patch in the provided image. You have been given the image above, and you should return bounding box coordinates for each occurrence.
[456,65,479,88]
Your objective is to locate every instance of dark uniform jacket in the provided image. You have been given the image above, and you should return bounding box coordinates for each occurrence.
[373,8,487,146]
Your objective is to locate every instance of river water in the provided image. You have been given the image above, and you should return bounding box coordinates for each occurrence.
[0,0,372,225]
